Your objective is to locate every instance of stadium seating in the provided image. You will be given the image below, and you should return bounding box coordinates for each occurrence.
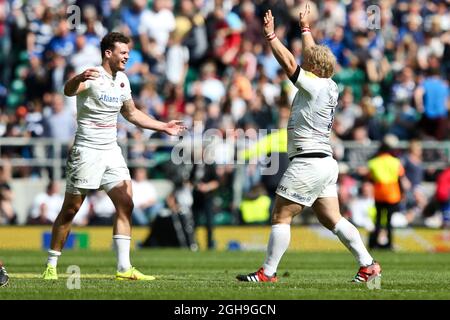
[10,178,174,224]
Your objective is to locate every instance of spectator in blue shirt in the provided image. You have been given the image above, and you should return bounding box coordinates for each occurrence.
[397,13,424,46]
[45,20,76,59]
[322,26,348,67]
[125,38,148,89]
[415,66,449,140]
[120,0,147,39]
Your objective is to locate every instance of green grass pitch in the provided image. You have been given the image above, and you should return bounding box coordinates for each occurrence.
[1,249,449,300]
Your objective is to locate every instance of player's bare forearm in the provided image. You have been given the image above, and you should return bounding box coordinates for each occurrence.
[263,10,297,78]
[414,87,424,113]
[301,32,315,51]
[63,75,83,96]
[122,99,187,135]
[268,39,298,79]
[121,99,166,131]
[64,68,99,96]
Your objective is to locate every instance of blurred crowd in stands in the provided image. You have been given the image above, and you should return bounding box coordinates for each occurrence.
[0,0,449,230]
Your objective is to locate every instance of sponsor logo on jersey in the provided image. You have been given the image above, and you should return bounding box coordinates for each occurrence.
[98,94,119,103]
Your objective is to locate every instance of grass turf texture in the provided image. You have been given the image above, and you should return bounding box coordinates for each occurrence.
[0,249,449,299]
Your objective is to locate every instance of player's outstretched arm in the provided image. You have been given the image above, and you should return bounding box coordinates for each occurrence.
[121,99,187,136]
[64,68,99,96]
[263,10,298,78]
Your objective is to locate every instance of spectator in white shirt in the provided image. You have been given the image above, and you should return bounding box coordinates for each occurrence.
[349,181,375,232]
[43,93,76,144]
[70,34,102,74]
[165,31,189,86]
[28,181,64,225]
[190,62,225,103]
[89,190,116,225]
[139,0,176,56]
[131,167,162,225]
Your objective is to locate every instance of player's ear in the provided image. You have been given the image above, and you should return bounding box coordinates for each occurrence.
[105,49,112,58]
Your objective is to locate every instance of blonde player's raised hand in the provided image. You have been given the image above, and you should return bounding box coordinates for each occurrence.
[299,2,311,28]
[263,10,275,36]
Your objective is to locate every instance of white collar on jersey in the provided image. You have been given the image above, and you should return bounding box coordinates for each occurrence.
[99,66,116,80]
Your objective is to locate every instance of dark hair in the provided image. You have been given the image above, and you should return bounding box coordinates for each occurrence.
[377,142,392,155]
[428,67,441,77]
[100,32,130,58]
[46,180,55,192]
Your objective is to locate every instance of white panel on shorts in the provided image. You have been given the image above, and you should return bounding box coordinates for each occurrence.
[100,146,131,192]
[317,183,338,199]
[275,156,338,206]
[65,145,131,195]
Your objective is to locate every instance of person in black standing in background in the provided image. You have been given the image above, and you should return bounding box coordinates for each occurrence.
[191,150,220,250]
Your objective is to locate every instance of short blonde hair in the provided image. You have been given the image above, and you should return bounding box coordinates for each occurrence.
[303,45,336,78]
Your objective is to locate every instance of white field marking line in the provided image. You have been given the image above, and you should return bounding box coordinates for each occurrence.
[10,273,113,279]
[10,273,164,279]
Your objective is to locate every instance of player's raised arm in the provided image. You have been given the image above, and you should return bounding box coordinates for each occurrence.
[263,10,298,79]
[120,99,187,136]
[63,68,100,96]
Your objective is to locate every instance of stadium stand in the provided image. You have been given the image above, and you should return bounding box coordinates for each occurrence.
[0,0,449,229]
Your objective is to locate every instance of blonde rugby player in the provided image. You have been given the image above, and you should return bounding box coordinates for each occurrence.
[237,5,381,283]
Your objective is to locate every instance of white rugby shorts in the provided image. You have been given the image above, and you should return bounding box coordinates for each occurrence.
[65,145,131,195]
[276,156,338,206]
